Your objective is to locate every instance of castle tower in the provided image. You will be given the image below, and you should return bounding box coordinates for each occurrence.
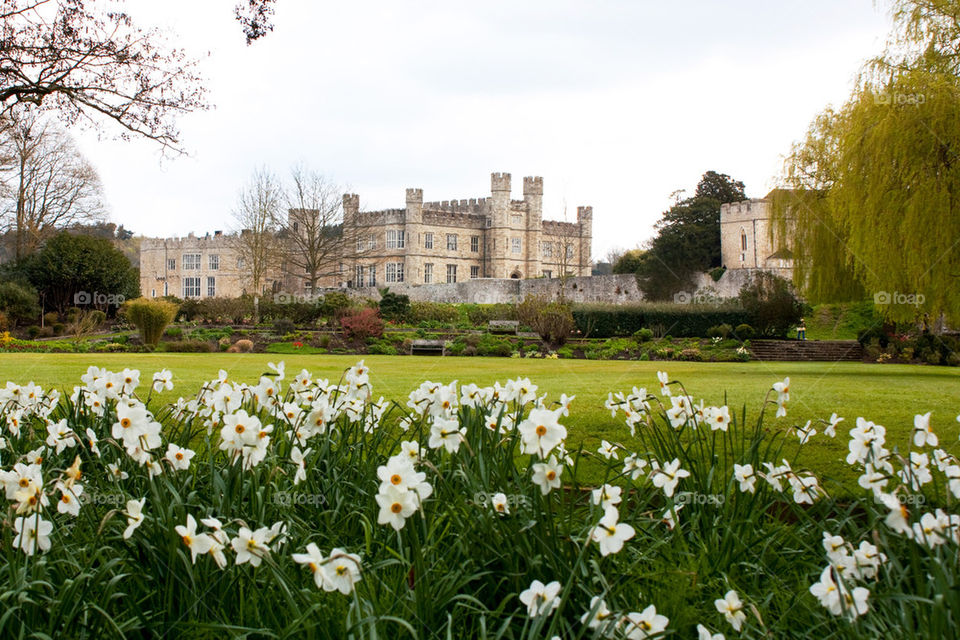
[524,176,543,278]
[404,187,423,282]
[488,172,512,277]
[577,206,593,276]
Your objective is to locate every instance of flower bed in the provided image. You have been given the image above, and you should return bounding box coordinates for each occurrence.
[0,363,957,637]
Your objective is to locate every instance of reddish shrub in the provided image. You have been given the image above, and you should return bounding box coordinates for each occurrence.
[340,308,384,340]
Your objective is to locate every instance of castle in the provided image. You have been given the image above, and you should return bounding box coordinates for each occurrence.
[138,172,593,299]
[719,190,793,279]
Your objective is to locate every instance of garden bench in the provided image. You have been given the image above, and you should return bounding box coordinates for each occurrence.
[488,320,519,335]
[410,339,448,356]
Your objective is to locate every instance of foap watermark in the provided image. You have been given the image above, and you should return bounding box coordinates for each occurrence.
[74,291,125,307]
[874,291,925,307]
[673,290,722,305]
[674,491,725,506]
[874,92,926,106]
[84,491,127,506]
[472,492,531,509]
[273,491,327,507]
[273,292,323,305]
[893,493,926,506]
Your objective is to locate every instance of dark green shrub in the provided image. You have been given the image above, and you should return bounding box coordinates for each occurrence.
[0,281,40,327]
[52,323,65,335]
[274,318,296,336]
[409,301,460,325]
[633,328,654,342]
[124,298,179,346]
[707,324,732,339]
[737,271,803,337]
[734,324,755,340]
[44,311,60,326]
[26,325,40,338]
[378,290,411,322]
[320,292,352,318]
[572,304,751,338]
[165,326,184,339]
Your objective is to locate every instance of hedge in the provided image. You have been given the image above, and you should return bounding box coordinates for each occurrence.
[572,304,754,338]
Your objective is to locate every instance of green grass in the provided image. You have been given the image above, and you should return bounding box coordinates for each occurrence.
[805,301,881,341]
[2,353,958,490]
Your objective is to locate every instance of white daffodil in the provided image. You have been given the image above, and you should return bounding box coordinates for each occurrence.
[124,498,146,539]
[795,420,817,444]
[623,454,648,481]
[152,369,174,392]
[291,446,311,485]
[598,440,619,460]
[491,492,510,515]
[877,493,912,537]
[714,590,746,631]
[13,515,53,555]
[292,542,327,589]
[809,565,869,619]
[375,485,418,531]
[518,579,561,618]
[621,604,669,639]
[56,481,83,517]
[590,508,635,556]
[591,484,622,510]
[652,458,690,498]
[657,371,671,396]
[165,443,195,471]
[531,456,563,495]
[857,463,888,496]
[322,547,362,595]
[733,463,756,493]
[912,412,938,448]
[518,407,567,458]
[824,413,843,438]
[697,624,725,640]
[580,596,614,630]
[662,504,683,530]
[428,417,466,454]
[231,526,272,567]
[176,514,214,563]
[704,405,731,432]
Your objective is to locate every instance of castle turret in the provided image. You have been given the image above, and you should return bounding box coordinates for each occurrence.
[404,188,423,282]
[524,176,544,277]
[577,206,593,276]
[488,172,512,277]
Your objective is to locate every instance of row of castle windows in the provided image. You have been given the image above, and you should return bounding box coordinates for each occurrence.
[352,262,480,286]
[167,254,223,271]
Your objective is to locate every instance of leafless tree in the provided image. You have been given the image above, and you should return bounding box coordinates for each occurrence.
[232,168,282,319]
[0,0,208,151]
[279,166,349,292]
[0,112,106,259]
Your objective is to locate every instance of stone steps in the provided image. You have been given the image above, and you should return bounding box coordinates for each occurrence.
[749,339,863,362]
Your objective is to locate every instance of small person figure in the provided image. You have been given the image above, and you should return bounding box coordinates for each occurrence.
[797,318,806,341]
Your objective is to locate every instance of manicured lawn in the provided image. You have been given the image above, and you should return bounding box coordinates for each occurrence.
[2,354,958,490]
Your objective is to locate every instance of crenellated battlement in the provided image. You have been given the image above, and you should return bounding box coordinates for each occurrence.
[406,188,423,202]
[491,172,511,192]
[422,197,488,214]
[523,176,543,195]
[422,210,487,228]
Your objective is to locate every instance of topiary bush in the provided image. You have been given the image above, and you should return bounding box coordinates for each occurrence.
[123,298,179,346]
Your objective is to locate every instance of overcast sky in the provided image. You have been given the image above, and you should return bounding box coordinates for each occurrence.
[74,0,891,261]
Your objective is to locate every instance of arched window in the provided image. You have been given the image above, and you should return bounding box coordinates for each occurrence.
[740,229,748,251]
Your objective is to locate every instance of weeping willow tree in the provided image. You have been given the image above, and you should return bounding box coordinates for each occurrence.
[773,0,960,323]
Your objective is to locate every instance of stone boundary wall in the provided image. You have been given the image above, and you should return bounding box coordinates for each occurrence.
[342,269,764,305]
[346,274,643,304]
